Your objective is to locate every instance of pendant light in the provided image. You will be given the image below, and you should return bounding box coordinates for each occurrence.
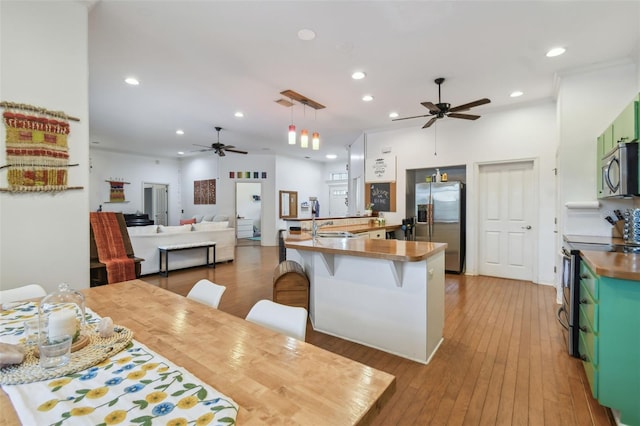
[288,100,296,145]
[301,129,309,148]
[312,132,320,150]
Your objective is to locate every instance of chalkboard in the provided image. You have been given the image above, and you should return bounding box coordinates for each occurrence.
[365,182,396,212]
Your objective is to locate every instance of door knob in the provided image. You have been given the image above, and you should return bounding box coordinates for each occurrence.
[521,225,532,230]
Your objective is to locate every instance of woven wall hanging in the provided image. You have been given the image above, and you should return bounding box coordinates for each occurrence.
[1,101,81,192]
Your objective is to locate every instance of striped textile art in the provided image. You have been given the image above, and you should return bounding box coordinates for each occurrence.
[3,110,70,191]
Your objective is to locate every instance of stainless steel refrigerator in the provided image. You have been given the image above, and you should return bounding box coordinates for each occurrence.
[415,181,465,273]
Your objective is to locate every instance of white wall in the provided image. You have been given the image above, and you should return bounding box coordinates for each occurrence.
[0,1,90,292]
[275,156,325,226]
[181,153,278,244]
[557,62,639,237]
[89,149,182,222]
[365,101,558,285]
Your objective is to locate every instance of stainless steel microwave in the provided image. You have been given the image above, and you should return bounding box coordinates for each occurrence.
[601,142,639,198]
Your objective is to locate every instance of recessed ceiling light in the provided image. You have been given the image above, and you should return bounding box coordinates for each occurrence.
[510,91,524,98]
[234,111,244,118]
[124,77,139,85]
[362,95,374,102]
[389,112,399,118]
[91,141,100,144]
[298,29,316,41]
[352,71,366,80]
[176,129,184,135]
[546,47,566,57]
[177,151,184,155]
[326,154,337,159]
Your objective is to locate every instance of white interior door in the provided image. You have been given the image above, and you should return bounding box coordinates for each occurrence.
[478,161,535,281]
[143,183,168,226]
[329,184,348,217]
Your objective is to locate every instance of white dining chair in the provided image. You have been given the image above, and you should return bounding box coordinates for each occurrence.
[187,279,226,309]
[0,284,47,304]
[246,299,308,341]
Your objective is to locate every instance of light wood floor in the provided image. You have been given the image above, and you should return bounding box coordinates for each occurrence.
[141,245,614,426]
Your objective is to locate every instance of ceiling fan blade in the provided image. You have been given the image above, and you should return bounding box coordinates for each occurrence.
[392,114,431,122]
[193,144,211,148]
[449,98,491,113]
[423,117,438,128]
[225,148,248,154]
[448,112,480,120]
[420,102,441,113]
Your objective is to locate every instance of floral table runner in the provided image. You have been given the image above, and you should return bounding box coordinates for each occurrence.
[1,303,238,425]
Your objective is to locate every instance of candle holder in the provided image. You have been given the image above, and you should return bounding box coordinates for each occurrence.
[38,283,86,346]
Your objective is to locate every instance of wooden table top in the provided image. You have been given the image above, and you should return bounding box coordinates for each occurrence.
[0,280,395,425]
[285,237,447,262]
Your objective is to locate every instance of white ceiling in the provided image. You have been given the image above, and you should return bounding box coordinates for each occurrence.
[88,1,640,163]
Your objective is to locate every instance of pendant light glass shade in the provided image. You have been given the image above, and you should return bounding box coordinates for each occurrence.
[301,129,309,148]
[288,124,296,145]
[312,132,320,150]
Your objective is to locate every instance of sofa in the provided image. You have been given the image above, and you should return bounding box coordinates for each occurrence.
[127,221,235,275]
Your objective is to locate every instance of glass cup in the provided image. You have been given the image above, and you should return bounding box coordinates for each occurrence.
[39,335,72,369]
[23,318,47,347]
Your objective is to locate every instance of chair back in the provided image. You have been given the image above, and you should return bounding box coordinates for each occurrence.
[0,284,47,303]
[187,279,227,309]
[246,299,308,341]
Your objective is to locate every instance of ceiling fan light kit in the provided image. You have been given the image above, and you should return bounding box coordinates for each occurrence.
[393,77,490,128]
[192,126,248,157]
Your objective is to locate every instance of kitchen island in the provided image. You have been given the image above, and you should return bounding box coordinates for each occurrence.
[285,236,447,364]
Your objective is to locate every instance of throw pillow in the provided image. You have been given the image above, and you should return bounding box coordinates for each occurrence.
[180,218,196,225]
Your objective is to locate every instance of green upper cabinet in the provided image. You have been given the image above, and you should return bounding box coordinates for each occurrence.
[612,99,639,145]
[596,94,639,199]
[597,125,614,199]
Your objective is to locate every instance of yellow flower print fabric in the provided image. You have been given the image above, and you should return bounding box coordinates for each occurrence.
[1,307,238,426]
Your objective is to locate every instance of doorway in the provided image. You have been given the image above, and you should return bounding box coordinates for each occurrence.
[328,184,348,217]
[477,160,536,281]
[143,183,168,226]
[235,182,262,245]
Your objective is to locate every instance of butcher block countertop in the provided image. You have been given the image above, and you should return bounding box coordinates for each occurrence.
[580,250,640,281]
[285,237,447,262]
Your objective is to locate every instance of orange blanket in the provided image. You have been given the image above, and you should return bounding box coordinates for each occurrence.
[90,212,136,284]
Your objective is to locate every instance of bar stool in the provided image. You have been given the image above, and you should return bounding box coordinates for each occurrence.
[246,299,308,341]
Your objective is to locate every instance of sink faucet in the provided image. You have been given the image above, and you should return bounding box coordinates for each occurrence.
[312,218,333,239]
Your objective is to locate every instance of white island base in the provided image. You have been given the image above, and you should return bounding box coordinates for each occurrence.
[287,246,445,364]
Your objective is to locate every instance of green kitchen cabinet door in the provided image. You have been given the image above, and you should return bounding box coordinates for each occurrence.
[597,274,640,426]
[602,124,615,156]
[612,99,639,145]
[597,134,604,198]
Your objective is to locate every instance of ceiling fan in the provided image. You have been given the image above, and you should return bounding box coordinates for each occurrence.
[193,126,248,157]
[393,78,491,128]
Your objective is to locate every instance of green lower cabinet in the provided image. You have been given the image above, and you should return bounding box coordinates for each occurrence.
[581,262,640,426]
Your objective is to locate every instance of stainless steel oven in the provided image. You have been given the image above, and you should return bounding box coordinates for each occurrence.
[558,240,633,356]
[558,245,579,357]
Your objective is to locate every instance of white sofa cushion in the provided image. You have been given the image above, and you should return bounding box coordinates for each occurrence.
[194,221,229,231]
[158,225,192,234]
[127,225,158,235]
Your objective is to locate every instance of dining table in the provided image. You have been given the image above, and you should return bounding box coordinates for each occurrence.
[0,279,396,425]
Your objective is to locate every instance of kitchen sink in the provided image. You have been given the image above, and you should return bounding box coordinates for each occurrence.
[316,231,355,238]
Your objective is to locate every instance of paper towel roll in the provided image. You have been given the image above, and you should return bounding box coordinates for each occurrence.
[564,201,600,209]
